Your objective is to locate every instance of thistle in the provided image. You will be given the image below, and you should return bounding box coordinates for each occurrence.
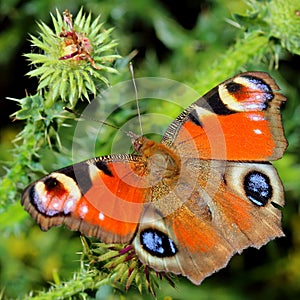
[0,8,120,207]
[80,237,176,298]
[25,8,120,107]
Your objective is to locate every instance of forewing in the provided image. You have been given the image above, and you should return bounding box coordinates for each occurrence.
[162,72,287,161]
[22,154,148,243]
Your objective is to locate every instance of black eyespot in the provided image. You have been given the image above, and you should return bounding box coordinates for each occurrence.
[244,171,272,207]
[226,81,242,93]
[140,229,177,257]
[44,177,59,190]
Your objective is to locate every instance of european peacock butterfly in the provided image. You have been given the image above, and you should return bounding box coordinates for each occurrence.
[22,72,287,284]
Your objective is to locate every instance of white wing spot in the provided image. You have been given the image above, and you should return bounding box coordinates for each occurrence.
[248,113,265,121]
[52,202,59,209]
[64,199,75,213]
[254,129,262,135]
[99,212,105,220]
[79,204,89,218]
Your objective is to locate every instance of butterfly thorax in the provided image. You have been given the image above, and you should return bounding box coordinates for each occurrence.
[133,136,181,185]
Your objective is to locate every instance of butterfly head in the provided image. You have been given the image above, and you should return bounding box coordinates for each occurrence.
[126,131,153,155]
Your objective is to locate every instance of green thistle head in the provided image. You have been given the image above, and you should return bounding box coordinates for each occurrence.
[81,238,176,297]
[25,8,120,107]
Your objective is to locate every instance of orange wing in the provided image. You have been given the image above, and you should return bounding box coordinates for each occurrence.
[162,72,287,161]
[22,154,148,243]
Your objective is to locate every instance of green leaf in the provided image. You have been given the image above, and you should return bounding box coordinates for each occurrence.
[74,7,84,28]
[37,75,52,90]
[29,35,51,52]
[90,16,103,33]
[37,21,55,37]
[68,71,77,105]
[26,67,48,78]
[39,68,56,82]
[81,70,96,95]
[50,68,64,85]
[25,53,52,65]
[81,84,89,101]
[51,11,62,35]
[83,12,92,32]
[50,77,62,101]
[59,69,69,100]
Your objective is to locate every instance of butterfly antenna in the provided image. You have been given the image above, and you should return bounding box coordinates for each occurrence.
[64,107,127,134]
[130,62,143,136]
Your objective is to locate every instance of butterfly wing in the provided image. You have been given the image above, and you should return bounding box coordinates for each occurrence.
[162,72,287,161]
[22,154,148,243]
[133,160,284,284]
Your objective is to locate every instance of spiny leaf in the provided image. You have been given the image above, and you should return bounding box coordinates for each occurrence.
[90,16,103,33]
[74,7,84,28]
[81,70,97,95]
[83,12,92,32]
[37,75,52,90]
[25,53,51,65]
[59,69,69,100]
[37,21,55,37]
[39,68,56,82]
[51,11,62,35]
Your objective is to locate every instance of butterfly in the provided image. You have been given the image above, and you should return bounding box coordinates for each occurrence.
[21,72,287,285]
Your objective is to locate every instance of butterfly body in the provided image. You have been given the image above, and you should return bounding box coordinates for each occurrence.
[22,72,287,284]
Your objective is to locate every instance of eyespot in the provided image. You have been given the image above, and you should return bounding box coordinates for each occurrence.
[140,228,177,257]
[226,81,243,93]
[29,173,82,217]
[44,177,59,190]
[244,171,272,207]
[222,162,283,209]
[218,74,274,112]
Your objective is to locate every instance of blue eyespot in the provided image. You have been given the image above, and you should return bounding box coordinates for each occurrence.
[140,229,177,257]
[244,171,272,207]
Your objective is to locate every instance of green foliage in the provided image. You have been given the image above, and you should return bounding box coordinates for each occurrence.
[193,0,300,93]
[0,0,300,299]
[0,227,80,299]
[236,0,300,55]
[0,8,120,210]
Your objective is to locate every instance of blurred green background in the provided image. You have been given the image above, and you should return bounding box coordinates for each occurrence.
[0,0,300,299]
